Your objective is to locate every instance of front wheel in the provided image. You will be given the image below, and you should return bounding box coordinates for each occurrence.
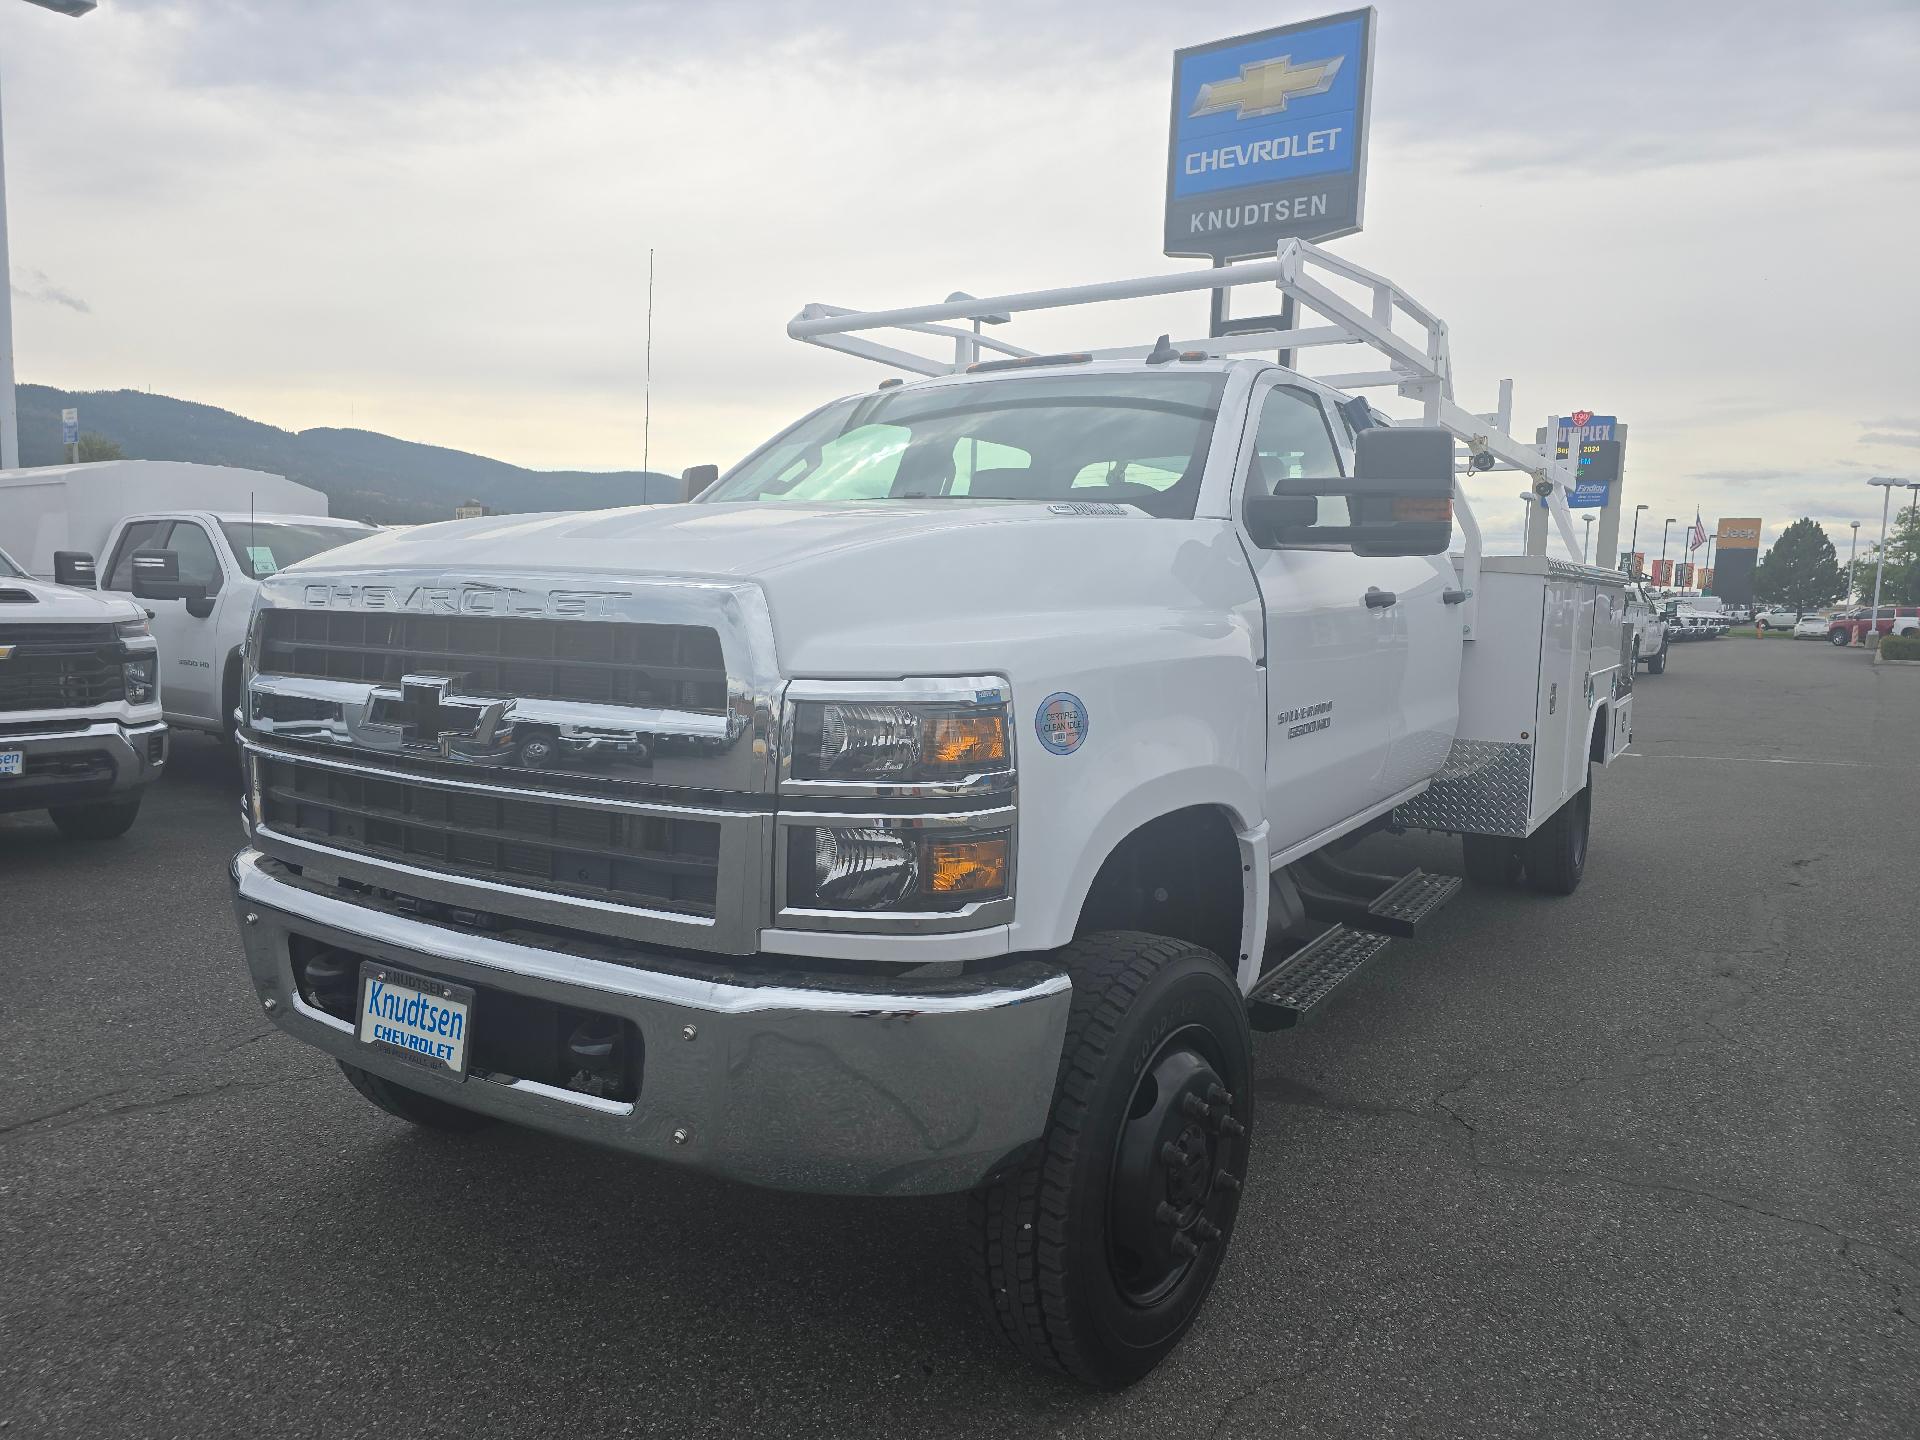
[47,794,143,841]
[968,932,1252,1389]
[1647,643,1668,675]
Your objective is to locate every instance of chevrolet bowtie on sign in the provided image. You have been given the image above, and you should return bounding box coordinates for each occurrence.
[1166,8,1375,260]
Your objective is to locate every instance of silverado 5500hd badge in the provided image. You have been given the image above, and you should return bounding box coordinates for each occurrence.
[1277,700,1333,738]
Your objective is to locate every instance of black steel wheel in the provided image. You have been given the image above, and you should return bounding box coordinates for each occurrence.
[338,1061,497,1133]
[968,932,1252,1389]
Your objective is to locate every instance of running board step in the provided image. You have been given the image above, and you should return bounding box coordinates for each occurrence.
[1246,924,1392,1032]
[1294,863,1463,938]
[1361,869,1463,937]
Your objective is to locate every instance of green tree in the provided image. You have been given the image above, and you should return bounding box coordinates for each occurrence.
[75,432,123,461]
[1753,517,1845,616]
[1855,505,1919,606]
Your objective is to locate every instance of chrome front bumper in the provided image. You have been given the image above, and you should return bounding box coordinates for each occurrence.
[0,718,167,814]
[231,848,1072,1196]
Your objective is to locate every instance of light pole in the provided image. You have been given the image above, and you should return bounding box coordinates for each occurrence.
[1661,517,1676,586]
[1629,503,1648,574]
[1581,513,1596,562]
[1868,478,1902,624]
[0,1,99,470]
[1518,491,1534,550]
[1848,520,1861,602]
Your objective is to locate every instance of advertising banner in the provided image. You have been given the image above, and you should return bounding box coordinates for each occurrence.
[1552,414,1617,508]
[1165,9,1375,259]
[1651,558,1673,586]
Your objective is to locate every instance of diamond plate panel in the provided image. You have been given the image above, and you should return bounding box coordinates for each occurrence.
[1392,737,1534,837]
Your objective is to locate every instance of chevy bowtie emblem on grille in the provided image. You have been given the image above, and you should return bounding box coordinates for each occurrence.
[1190,53,1344,120]
[377,674,512,754]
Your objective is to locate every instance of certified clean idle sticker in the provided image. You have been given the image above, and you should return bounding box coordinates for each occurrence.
[1035,692,1090,755]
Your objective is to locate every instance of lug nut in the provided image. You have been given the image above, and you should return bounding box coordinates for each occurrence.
[1171,1233,1200,1260]
[1214,1170,1242,1192]
[671,1127,690,1146]
[1160,1141,1186,1168]
[1155,1201,1180,1228]
[1216,1115,1246,1138]
[1181,1094,1212,1122]
[1207,1084,1233,1107]
[1194,1219,1221,1242]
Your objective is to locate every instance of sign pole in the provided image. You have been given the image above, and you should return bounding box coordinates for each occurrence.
[0,75,18,472]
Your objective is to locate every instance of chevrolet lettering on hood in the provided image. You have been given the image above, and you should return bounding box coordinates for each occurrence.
[300,581,634,618]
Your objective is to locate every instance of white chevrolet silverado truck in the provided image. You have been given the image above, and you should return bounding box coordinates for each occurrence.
[0,545,166,837]
[228,244,1631,1386]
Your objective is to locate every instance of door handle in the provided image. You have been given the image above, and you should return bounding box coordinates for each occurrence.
[1364,588,1397,609]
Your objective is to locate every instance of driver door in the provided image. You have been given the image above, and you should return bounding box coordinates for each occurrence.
[127,519,226,723]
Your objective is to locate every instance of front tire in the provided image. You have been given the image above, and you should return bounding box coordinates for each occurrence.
[47,794,142,840]
[1647,643,1668,675]
[1522,770,1591,895]
[338,1061,497,1133]
[968,932,1252,1389]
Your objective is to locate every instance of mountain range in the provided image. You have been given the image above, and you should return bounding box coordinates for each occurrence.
[16,385,682,524]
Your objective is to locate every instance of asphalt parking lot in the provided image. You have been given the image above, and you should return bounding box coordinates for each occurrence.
[4,637,1917,1439]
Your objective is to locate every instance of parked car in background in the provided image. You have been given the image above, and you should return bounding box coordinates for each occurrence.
[1754,607,1800,631]
[1828,606,1920,646]
[1791,614,1832,639]
[1723,606,1752,624]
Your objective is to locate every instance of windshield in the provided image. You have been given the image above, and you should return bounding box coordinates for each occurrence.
[0,546,23,578]
[702,372,1229,519]
[219,520,377,580]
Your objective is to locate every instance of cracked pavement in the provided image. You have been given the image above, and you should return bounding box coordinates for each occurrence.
[3,638,1917,1437]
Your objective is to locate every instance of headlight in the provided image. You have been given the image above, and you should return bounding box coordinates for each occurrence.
[123,654,157,704]
[115,616,150,639]
[786,822,1012,912]
[787,693,1011,787]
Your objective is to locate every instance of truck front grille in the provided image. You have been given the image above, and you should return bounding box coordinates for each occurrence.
[0,624,125,712]
[256,612,728,713]
[257,755,722,917]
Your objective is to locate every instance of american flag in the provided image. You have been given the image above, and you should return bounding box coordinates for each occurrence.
[1687,510,1708,552]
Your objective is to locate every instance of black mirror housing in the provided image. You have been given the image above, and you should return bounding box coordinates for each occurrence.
[130,548,207,607]
[1245,426,1455,557]
[682,463,720,498]
[53,550,96,589]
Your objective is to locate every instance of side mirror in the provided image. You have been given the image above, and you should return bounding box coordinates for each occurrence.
[53,550,96,589]
[1243,427,1454,557]
[131,548,211,617]
[682,463,720,498]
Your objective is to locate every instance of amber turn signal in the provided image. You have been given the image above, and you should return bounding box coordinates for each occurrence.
[925,836,1009,895]
[922,712,1009,768]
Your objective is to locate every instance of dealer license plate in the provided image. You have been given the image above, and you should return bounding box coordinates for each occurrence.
[356,963,474,1079]
[0,750,22,778]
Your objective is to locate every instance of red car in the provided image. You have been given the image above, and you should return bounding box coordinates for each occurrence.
[1828,605,1920,645]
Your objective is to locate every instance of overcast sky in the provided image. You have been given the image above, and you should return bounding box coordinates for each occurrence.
[1,0,1915,554]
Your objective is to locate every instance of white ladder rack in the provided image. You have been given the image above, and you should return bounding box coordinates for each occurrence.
[788,240,1593,632]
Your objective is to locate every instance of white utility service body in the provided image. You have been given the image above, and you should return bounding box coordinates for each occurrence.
[0,544,166,836]
[224,240,1629,1387]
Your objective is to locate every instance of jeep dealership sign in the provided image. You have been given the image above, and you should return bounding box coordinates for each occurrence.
[1165,9,1376,259]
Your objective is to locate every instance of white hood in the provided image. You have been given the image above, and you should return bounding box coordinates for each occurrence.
[264,500,1262,680]
[0,575,146,624]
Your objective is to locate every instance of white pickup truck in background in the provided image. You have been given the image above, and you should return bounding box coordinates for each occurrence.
[0,462,376,742]
[225,242,1633,1387]
[0,544,166,838]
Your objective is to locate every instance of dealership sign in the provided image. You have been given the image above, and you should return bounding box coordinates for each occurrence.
[1165,9,1375,259]
[1553,413,1618,509]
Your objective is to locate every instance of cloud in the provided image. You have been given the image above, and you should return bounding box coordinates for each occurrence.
[10,268,89,313]
[1860,432,1920,449]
